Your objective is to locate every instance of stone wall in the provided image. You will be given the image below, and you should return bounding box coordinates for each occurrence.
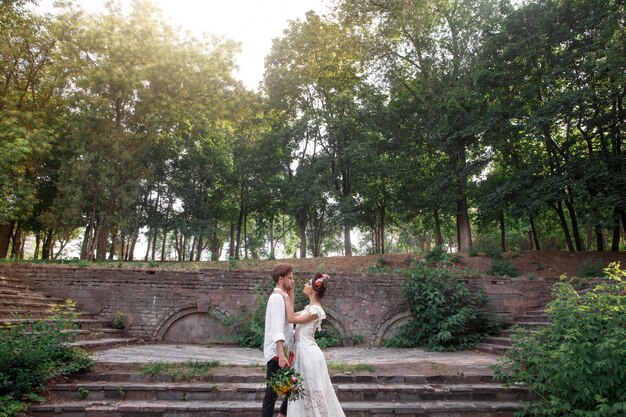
[0,264,557,346]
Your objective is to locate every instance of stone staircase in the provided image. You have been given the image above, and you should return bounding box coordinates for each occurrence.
[29,368,530,416]
[478,307,551,355]
[0,274,133,350]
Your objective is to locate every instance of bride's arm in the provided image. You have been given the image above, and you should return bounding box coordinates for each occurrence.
[280,294,318,324]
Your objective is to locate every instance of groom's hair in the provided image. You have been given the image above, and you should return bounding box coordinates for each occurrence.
[271,263,293,283]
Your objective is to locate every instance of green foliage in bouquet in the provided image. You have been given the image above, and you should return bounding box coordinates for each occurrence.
[494,263,626,417]
[384,264,501,351]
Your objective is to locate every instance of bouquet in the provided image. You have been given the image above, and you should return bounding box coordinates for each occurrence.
[269,366,306,402]
[268,347,305,402]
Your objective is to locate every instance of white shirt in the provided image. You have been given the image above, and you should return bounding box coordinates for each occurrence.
[263,289,294,363]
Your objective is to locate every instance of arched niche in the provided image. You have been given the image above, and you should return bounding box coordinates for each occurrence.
[372,310,413,346]
[155,305,232,344]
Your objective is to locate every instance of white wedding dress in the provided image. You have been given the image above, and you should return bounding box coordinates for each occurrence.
[288,304,346,417]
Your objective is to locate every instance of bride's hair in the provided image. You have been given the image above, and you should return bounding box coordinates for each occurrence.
[311,273,329,299]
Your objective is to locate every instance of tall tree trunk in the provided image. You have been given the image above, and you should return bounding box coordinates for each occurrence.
[161,229,167,261]
[196,235,203,261]
[596,230,605,251]
[268,218,275,259]
[298,212,307,258]
[144,229,152,261]
[243,213,248,259]
[371,226,377,254]
[189,235,196,261]
[456,195,472,251]
[564,195,583,251]
[151,230,158,261]
[529,216,540,250]
[235,207,244,259]
[128,229,138,261]
[42,228,55,260]
[210,218,221,261]
[344,224,352,256]
[108,224,120,260]
[96,220,109,261]
[553,201,575,251]
[380,204,385,254]
[499,211,506,252]
[433,209,443,246]
[11,223,23,259]
[229,223,235,259]
[455,147,472,252]
[611,207,621,251]
[0,222,13,258]
[34,233,41,260]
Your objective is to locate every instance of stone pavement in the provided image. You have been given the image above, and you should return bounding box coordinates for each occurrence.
[91,343,500,374]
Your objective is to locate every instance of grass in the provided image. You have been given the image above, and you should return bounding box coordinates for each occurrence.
[140,360,221,380]
[327,361,376,373]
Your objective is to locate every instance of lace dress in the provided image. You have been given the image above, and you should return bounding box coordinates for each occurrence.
[288,305,346,417]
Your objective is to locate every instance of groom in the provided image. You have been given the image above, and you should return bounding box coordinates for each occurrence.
[261,263,295,417]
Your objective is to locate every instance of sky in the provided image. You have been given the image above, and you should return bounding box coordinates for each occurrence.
[36,0,329,89]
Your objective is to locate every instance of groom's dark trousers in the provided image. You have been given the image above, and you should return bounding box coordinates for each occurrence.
[261,358,288,417]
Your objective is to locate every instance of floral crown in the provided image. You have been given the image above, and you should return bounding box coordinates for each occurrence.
[313,273,330,289]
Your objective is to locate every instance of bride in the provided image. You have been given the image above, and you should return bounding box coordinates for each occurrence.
[279,273,346,417]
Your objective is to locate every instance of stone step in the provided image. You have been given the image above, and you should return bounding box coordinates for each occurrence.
[475,343,512,355]
[69,337,136,350]
[508,321,549,329]
[2,318,113,330]
[0,277,33,289]
[498,328,538,337]
[0,309,55,319]
[47,381,530,403]
[28,400,521,416]
[513,316,549,323]
[0,299,60,309]
[67,328,125,341]
[71,372,498,385]
[484,337,513,347]
[0,288,63,302]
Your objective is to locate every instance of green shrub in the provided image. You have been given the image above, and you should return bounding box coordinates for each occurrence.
[484,246,503,260]
[578,258,607,278]
[111,311,126,329]
[488,260,520,277]
[0,300,94,416]
[0,396,25,417]
[376,257,390,268]
[494,263,626,417]
[315,328,343,349]
[384,265,501,351]
[425,245,447,263]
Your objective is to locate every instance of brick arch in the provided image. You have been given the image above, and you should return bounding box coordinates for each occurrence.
[372,310,412,346]
[155,304,231,341]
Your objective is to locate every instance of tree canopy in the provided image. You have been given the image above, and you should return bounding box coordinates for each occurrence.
[1,0,624,260]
